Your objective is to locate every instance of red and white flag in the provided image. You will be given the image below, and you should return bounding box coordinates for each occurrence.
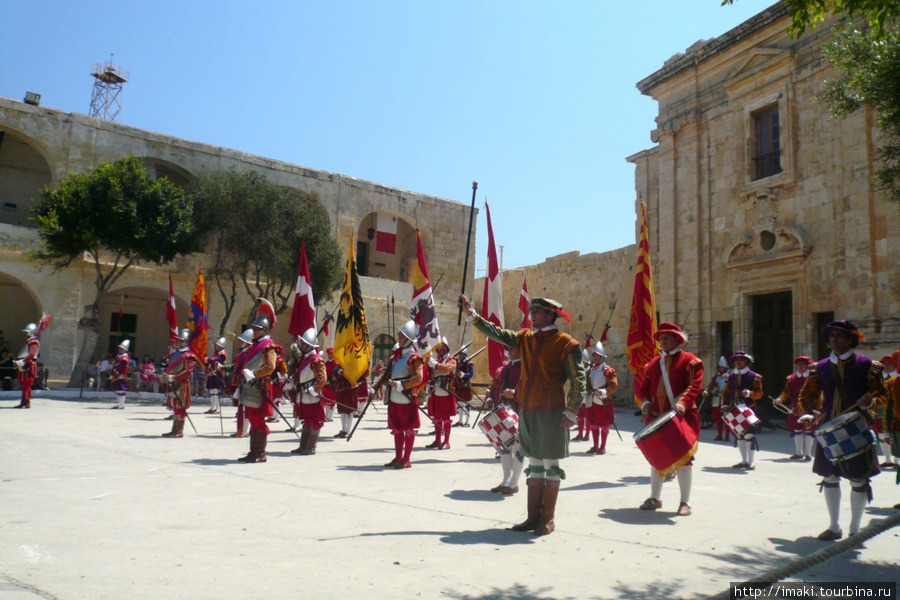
[518,277,532,330]
[288,239,316,338]
[166,274,178,342]
[375,214,397,254]
[480,201,505,375]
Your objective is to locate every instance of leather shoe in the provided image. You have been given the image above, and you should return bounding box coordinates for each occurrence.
[732,462,749,469]
[384,458,400,468]
[639,497,662,511]
[424,441,441,449]
[713,435,723,441]
[499,486,519,495]
[598,448,607,455]
[439,442,450,450]
[393,460,411,469]
[817,528,842,541]
[490,485,505,493]
[747,463,756,470]
[586,447,597,454]
[677,502,692,516]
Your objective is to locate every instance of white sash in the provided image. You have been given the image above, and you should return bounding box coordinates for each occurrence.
[658,353,677,406]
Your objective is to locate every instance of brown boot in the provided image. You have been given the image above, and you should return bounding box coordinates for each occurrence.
[299,429,319,455]
[162,419,185,438]
[241,430,267,463]
[291,426,311,454]
[510,478,544,532]
[534,480,560,536]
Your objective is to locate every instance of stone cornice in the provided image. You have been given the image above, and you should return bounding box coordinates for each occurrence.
[636,2,789,96]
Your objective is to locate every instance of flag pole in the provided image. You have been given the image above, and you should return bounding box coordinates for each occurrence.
[457,181,478,325]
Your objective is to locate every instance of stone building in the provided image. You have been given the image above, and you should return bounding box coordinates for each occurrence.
[474,3,900,415]
[0,96,475,385]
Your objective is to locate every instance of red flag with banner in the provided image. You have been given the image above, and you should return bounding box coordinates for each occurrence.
[480,201,505,374]
[288,239,316,338]
[187,265,211,368]
[167,274,178,342]
[518,277,532,329]
[626,202,659,408]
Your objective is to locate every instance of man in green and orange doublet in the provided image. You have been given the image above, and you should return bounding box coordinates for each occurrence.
[459,294,585,536]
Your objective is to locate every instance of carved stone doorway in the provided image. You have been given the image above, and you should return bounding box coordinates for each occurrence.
[751,291,793,425]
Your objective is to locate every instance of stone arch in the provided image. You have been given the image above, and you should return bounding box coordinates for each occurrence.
[0,128,54,227]
[140,157,193,188]
[355,210,426,282]
[0,271,42,358]
[100,286,189,363]
[371,332,396,368]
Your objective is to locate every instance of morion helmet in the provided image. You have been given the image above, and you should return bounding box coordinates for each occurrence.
[117,339,131,352]
[215,337,226,349]
[23,323,38,337]
[399,320,418,343]
[299,328,319,349]
[592,341,606,358]
[238,329,254,346]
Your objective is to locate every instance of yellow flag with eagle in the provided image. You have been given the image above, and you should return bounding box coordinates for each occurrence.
[334,238,371,384]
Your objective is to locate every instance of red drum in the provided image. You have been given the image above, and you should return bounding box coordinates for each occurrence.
[479,406,519,451]
[723,404,760,439]
[633,410,699,477]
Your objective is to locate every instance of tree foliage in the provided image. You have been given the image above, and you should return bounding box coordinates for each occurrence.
[32,155,195,384]
[722,0,900,36]
[189,169,343,334]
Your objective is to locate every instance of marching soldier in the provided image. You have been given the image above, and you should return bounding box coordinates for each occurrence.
[226,329,254,438]
[289,329,327,455]
[721,351,764,470]
[110,340,131,410]
[237,310,280,463]
[703,357,729,441]
[204,338,227,414]
[453,351,474,427]
[775,356,818,461]
[799,320,886,541]
[584,341,618,455]
[372,320,424,469]
[15,322,42,409]
[426,339,457,450]
[162,329,198,438]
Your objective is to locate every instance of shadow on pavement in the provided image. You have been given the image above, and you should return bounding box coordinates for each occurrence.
[189,458,238,466]
[617,475,650,485]
[597,507,677,525]
[701,466,749,474]
[444,489,506,502]
[564,480,625,492]
[351,528,537,547]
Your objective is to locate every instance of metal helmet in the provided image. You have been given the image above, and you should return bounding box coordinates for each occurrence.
[717,356,728,369]
[251,316,271,332]
[299,328,319,349]
[592,341,606,357]
[178,328,191,345]
[238,329,254,346]
[118,339,131,352]
[215,337,226,349]
[581,348,590,364]
[23,323,37,336]
[399,320,418,343]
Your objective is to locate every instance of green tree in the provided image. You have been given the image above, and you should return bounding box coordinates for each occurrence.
[32,155,195,386]
[725,0,900,205]
[189,169,343,335]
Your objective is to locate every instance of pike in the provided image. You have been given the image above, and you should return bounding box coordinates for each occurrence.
[456,181,478,326]
[597,298,619,345]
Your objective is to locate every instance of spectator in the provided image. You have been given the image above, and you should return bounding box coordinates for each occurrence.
[0,349,15,391]
[139,354,158,392]
[97,354,114,390]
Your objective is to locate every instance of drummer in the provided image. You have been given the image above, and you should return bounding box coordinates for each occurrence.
[875,353,898,469]
[799,320,886,541]
[775,356,818,461]
[721,351,764,470]
[485,347,523,495]
[638,322,704,516]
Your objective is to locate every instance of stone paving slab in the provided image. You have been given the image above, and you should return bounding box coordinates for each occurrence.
[1,396,898,600]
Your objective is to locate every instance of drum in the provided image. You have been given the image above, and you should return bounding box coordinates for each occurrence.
[479,406,519,451]
[723,404,760,439]
[633,410,698,477]
[814,411,876,463]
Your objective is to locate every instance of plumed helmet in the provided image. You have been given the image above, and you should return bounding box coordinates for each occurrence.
[22,323,37,336]
[718,356,728,368]
[117,339,131,352]
[238,329,254,346]
[399,320,418,342]
[251,316,271,332]
[593,341,606,357]
[299,328,319,349]
[215,337,226,348]
[178,328,191,344]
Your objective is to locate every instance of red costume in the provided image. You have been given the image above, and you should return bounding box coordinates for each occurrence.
[16,337,40,409]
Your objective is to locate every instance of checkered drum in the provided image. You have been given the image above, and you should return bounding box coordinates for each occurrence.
[723,404,760,439]
[479,406,519,451]
[814,410,876,463]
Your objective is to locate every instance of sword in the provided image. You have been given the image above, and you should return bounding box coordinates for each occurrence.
[596,391,623,442]
[266,397,302,441]
[347,396,374,442]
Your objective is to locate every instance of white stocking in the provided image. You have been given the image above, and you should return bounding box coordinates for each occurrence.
[509,448,525,488]
[116,392,126,408]
[677,466,692,505]
[650,468,663,500]
[804,434,816,457]
[210,392,220,411]
[499,453,512,487]
[849,479,869,535]
[822,476,841,533]
[794,434,804,456]
[738,440,749,463]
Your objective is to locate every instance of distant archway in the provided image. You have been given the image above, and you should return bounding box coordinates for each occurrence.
[0,272,41,356]
[140,158,192,188]
[0,129,53,227]
[100,286,189,363]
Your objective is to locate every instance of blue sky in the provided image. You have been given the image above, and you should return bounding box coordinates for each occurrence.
[3,0,776,272]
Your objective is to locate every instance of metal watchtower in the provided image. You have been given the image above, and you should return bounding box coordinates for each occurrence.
[89,55,129,122]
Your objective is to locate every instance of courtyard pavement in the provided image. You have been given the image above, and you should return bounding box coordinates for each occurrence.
[1,392,898,600]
